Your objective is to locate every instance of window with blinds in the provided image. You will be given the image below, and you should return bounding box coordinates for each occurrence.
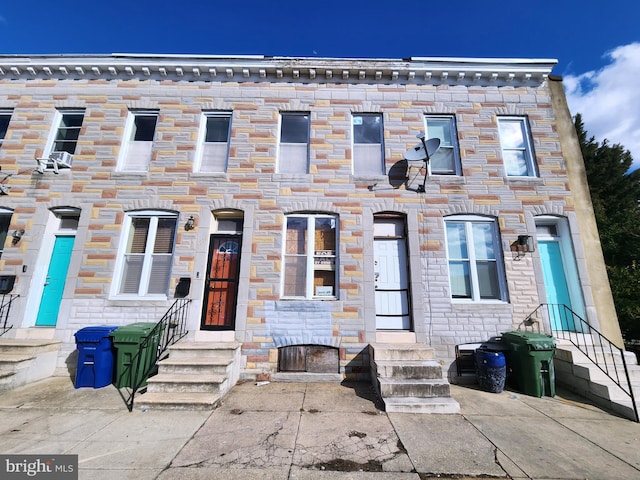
[118,213,177,297]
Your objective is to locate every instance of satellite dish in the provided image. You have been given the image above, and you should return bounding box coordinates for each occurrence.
[403,138,441,162]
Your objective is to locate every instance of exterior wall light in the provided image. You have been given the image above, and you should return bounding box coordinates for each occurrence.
[184,216,195,231]
[510,234,535,260]
[11,229,25,245]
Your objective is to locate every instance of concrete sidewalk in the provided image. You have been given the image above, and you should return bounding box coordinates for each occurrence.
[1,377,639,480]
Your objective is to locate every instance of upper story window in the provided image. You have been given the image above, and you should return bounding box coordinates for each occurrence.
[425,115,461,175]
[0,109,12,149]
[0,209,12,258]
[113,210,177,298]
[283,213,338,299]
[498,117,537,177]
[117,110,158,172]
[278,113,309,174]
[353,113,384,175]
[40,109,84,171]
[50,110,84,155]
[445,215,507,302]
[195,112,232,173]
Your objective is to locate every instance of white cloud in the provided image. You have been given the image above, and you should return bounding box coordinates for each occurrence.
[564,42,640,171]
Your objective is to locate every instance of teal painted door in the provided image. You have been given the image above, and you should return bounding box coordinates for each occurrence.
[539,240,574,331]
[35,236,75,326]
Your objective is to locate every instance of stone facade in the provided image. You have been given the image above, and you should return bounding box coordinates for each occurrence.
[0,55,621,380]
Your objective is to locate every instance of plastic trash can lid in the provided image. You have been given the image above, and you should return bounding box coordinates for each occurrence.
[74,325,119,343]
[110,322,157,341]
[502,331,555,350]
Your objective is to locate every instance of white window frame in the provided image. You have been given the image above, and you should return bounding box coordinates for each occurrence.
[498,116,537,177]
[111,210,177,299]
[424,115,461,175]
[117,110,158,172]
[282,213,339,300]
[278,112,310,174]
[194,111,232,173]
[0,109,12,149]
[352,113,384,175]
[445,215,507,302]
[44,109,85,156]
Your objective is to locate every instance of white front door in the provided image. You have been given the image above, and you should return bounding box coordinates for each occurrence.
[374,238,410,329]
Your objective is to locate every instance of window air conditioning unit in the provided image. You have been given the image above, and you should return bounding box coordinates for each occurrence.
[50,151,73,168]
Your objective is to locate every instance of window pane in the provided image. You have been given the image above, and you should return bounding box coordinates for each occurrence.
[477,261,500,299]
[279,143,308,173]
[201,143,228,172]
[503,151,529,176]
[315,217,336,252]
[430,148,455,174]
[0,214,11,256]
[426,118,452,147]
[353,144,383,175]
[133,115,157,141]
[120,255,144,294]
[446,223,468,259]
[449,261,471,298]
[154,218,176,254]
[472,223,495,259]
[499,120,525,149]
[314,270,335,297]
[354,115,382,144]
[205,116,230,142]
[0,114,10,141]
[286,217,307,254]
[54,112,84,154]
[127,218,150,254]
[148,255,172,294]
[284,255,307,296]
[281,114,309,143]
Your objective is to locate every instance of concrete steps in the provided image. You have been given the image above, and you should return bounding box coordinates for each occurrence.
[134,341,241,410]
[369,343,460,414]
[554,341,640,421]
[0,338,62,391]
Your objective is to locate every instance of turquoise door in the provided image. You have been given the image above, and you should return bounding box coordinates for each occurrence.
[538,240,574,331]
[35,236,75,326]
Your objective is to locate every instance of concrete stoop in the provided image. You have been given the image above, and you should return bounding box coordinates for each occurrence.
[134,341,241,410]
[554,340,640,421]
[369,343,460,414]
[0,338,62,391]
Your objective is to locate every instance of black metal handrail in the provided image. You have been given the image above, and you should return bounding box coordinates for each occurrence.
[118,298,191,411]
[0,294,19,337]
[523,303,638,422]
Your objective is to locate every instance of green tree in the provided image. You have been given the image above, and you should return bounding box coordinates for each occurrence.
[575,114,640,340]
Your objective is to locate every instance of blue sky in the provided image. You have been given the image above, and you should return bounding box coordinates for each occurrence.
[1,1,639,167]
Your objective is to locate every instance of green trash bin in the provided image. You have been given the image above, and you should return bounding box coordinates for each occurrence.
[110,322,164,388]
[502,331,556,397]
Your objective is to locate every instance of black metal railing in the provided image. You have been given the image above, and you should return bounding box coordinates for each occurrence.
[522,303,638,422]
[118,298,191,411]
[0,294,19,337]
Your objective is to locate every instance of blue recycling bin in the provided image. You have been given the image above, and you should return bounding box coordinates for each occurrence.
[475,346,507,393]
[74,326,118,388]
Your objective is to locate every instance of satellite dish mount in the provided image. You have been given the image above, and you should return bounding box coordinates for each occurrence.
[403,133,440,193]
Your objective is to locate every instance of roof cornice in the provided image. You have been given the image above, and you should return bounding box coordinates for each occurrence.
[0,54,558,87]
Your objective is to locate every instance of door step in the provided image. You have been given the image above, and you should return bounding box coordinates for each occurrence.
[134,341,241,411]
[554,342,640,421]
[369,343,460,414]
[0,339,61,391]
